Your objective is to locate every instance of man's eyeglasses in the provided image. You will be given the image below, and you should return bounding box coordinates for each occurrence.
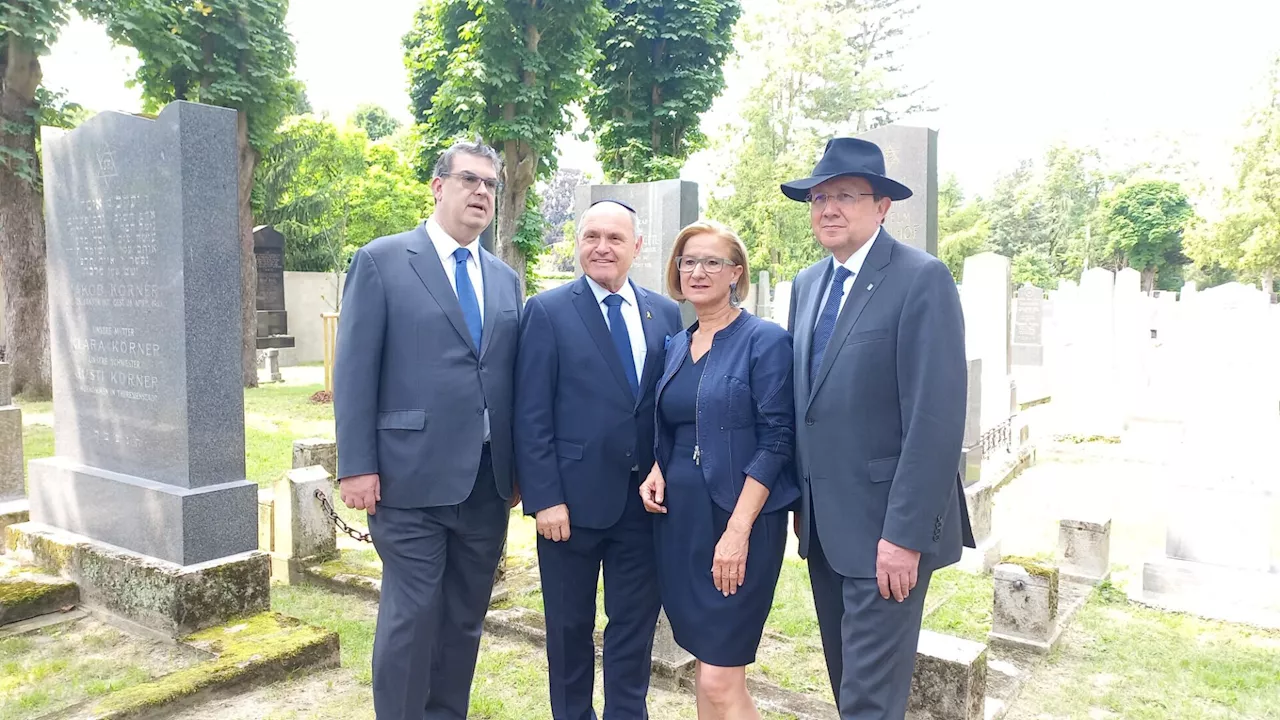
[806,192,876,209]
[675,256,738,274]
[440,171,503,193]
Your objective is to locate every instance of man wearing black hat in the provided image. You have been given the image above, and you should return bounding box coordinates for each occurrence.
[783,137,974,719]
[515,199,683,719]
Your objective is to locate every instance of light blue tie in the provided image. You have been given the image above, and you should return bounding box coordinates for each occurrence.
[810,266,853,387]
[603,294,639,399]
[453,247,483,350]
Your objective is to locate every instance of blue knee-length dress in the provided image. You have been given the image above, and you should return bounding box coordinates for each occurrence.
[653,351,788,667]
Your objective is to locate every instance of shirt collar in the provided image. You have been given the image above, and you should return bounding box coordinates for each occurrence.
[584,275,637,307]
[426,216,479,266]
[832,226,881,279]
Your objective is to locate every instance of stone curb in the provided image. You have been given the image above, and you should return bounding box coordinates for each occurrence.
[0,573,79,626]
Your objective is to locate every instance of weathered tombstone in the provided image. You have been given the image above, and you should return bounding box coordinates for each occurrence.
[573,181,698,296]
[1011,284,1044,366]
[1057,517,1112,585]
[960,359,982,488]
[960,253,1015,431]
[856,125,939,256]
[253,225,296,361]
[755,270,772,321]
[908,630,987,720]
[0,363,27,535]
[990,561,1061,654]
[13,102,267,635]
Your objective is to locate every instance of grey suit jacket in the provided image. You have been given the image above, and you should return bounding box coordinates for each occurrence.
[334,223,522,508]
[790,231,973,579]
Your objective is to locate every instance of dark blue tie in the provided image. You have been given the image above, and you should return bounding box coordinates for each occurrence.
[453,247,483,350]
[810,266,854,387]
[603,294,639,399]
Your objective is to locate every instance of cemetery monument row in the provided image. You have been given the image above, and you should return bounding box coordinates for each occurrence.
[26,101,259,568]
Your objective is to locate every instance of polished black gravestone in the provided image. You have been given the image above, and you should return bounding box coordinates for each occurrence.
[253,225,295,351]
[29,101,257,567]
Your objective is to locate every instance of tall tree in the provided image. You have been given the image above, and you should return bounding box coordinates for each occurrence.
[823,0,930,131]
[404,0,609,291]
[80,0,298,388]
[0,1,69,399]
[1099,179,1194,292]
[351,103,402,142]
[585,0,740,182]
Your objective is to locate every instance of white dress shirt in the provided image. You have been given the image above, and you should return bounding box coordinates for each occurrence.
[427,216,485,319]
[426,216,489,440]
[816,226,881,327]
[584,275,647,384]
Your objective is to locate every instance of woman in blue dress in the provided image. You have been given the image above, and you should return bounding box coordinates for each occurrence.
[640,220,797,719]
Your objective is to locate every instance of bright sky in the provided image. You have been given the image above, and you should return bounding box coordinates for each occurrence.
[40,0,1280,203]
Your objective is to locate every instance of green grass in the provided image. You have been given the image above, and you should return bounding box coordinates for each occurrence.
[20,424,52,486]
[764,557,820,639]
[1008,584,1280,719]
[0,618,198,720]
[921,567,994,643]
[272,584,377,686]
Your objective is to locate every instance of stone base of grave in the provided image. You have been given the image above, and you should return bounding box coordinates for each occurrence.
[0,570,80,626]
[1140,557,1280,629]
[0,498,29,542]
[28,457,258,566]
[907,630,987,720]
[987,625,1062,656]
[5,522,270,637]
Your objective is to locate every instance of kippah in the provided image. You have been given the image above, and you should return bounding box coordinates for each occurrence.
[589,199,637,214]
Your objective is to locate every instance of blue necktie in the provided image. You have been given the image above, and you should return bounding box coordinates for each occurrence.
[810,266,854,387]
[603,294,639,399]
[453,247,483,350]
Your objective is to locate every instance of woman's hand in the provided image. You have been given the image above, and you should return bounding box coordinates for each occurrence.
[640,465,667,514]
[712,524,750,596]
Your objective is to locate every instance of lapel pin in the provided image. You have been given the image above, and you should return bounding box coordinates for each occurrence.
[646,310,652,319]
[867,283,875,290]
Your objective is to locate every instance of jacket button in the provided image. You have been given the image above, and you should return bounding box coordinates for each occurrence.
[476,408,484,416]
[625,450,632,457]
[805,417,814,426]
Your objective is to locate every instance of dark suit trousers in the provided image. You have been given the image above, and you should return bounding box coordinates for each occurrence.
[807,526,933,720]
[368,448,509,720]
[536,474,660,720]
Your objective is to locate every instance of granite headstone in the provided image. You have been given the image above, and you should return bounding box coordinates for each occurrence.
[253,225,295,351]
[30,101,257,566]
[1012,284,1044,366]
[856,125,939,256]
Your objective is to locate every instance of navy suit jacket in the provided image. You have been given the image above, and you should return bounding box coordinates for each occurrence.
[790,231,974,579]
[514,276,683,530]
[333,223,522,508]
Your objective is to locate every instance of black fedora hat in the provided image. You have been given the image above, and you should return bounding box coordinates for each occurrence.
[781,137,912,202]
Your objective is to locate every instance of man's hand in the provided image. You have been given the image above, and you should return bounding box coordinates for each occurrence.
[876,538,921,602]
[639,466,667,514]
[509,482,522,510]
[536,503,571,542]
[340,473,381,516]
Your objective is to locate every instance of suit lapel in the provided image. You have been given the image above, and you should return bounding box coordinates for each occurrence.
[572,277,636,402]
[634,282,664,408]
[808,234,895,406]
[793,262,828,404]
[406,224,476,355]
[478,248,501,359]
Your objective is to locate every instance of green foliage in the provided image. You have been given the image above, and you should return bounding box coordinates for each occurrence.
[0,0,72,185]
[585,0,740,182]
[254,116,432,272]
[708,0,915,282]
[1099,179,1193,290]
[1012,249,1055,289]
[76,0,297,152]
[404,0,609,277]
[351,103,402,142]
[513,191,547,295]
[823,0,931,131]
[938,221,991,282]
[0,0,68,54]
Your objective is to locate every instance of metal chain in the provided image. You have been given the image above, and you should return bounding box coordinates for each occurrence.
[315,488,373,544]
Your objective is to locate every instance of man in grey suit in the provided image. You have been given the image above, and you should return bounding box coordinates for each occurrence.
[784,138,975,719]
[334,140,523,720]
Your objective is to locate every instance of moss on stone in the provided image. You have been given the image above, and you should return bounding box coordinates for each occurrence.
[88,612,337,718]
[1000,556,1060,618]
[0,579,66,606]
[312,555,381,582]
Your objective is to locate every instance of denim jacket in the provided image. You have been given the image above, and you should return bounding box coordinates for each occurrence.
[654,311,798,514]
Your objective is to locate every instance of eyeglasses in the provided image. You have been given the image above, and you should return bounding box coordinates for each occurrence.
[440,171,503,193]
[806,192,876,209]
[675,256,738,274]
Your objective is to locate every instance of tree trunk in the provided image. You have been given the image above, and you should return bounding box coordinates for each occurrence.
[237,112,259,388]
[1141,267,1156,293]
[496,141,536,292]
[0,40,53,399]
